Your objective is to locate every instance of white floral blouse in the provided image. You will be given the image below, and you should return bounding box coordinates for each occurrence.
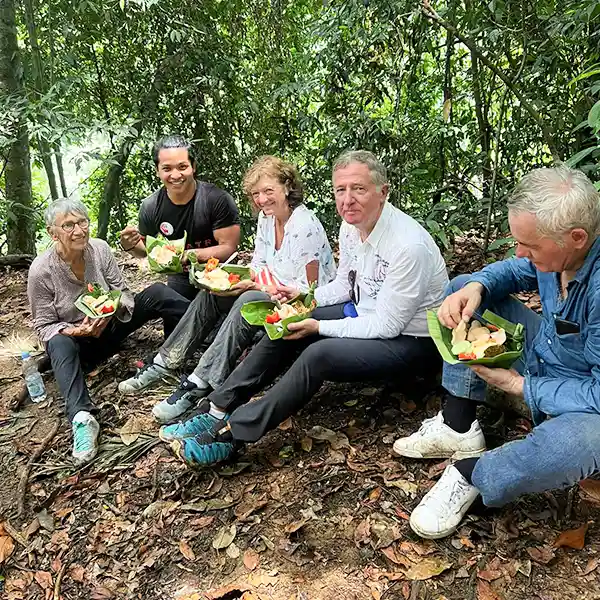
[250,204,336,292]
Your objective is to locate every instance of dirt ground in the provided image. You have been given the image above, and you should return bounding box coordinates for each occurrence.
[1,243,600,600]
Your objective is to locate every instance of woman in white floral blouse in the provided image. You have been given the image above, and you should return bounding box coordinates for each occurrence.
[119,156,336,422]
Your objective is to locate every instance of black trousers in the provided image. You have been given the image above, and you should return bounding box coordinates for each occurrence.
[167,273,198,301]
[46,283,189,422]
[208,303,439,442]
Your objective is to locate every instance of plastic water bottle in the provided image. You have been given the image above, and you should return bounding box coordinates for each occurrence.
[21,351,47,403]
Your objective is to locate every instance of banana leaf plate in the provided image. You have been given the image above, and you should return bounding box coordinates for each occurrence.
[146,232,187,274]
[427,309,524,368]
[240,297,316,340]
[75,289,122,319]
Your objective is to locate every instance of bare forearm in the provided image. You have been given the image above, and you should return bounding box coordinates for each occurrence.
[192,244,237,262]
[126,241,147,259]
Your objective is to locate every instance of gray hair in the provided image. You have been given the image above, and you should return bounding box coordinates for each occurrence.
[508,165,600,238]
[44,197,89,228]
[333,150,388,189]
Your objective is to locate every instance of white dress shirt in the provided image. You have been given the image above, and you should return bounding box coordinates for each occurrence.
[315,202,448,339]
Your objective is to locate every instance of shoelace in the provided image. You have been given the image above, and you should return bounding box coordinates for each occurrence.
[73,422,94,453]
[423,472,472,510]
[416,414,441,435]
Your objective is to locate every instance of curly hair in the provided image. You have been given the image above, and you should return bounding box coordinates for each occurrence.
[242,155,304,211]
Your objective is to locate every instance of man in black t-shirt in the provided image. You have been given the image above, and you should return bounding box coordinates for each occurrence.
[119,135,240,300]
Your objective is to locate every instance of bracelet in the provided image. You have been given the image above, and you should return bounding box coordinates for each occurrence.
[120,241,136,252]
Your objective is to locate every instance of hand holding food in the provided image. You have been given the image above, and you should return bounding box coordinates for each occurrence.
[120,225,142,250]
[437,282,484,329]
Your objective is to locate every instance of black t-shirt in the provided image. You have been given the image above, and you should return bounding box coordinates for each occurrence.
[138,181,239,250]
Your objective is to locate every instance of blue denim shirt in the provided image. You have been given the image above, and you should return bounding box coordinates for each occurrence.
[468,237,600,425]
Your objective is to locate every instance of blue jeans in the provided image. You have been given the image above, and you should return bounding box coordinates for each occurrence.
[442,275,600,506]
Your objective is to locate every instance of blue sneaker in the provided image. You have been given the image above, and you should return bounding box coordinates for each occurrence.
[158,406,225,442]
[171,422,236,467]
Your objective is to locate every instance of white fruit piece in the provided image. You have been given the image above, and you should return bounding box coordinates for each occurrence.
[451,320,468,345]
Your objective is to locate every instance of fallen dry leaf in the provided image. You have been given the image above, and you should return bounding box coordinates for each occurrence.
[477,569,502,582]
[354,518,371,546]
[179,540,196,561]
[300,436,313,452]
[212,524,237,550]
[188,516,215,529]
[579,479,600,504]
[34,571,53,591]
[0,535,15,564]
[380,546,411,568]
[404,556,452,580]
[284,518,310,534]
[477,580,503,600]
[226,542,240,559]
[368,487,383,502]
[243,548,260,571]
[119,415,142,446]
[526,545,555,564]
[68,564,86,583]
[278,417,293,430]
[583,557,600,575]
[553,523,588,550]
[91,586,115,599]
[383,479,418,497]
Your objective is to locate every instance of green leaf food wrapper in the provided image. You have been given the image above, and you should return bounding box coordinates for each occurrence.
[240,295,317,340]
[75,285,122,320]
[146,232,187,274]
[188,253,252,291]
[427,309,524,368]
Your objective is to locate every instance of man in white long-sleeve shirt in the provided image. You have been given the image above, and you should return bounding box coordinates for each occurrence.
[166,150,449,467]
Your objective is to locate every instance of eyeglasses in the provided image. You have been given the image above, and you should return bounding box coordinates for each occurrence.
[60,218,90,233]
[348,269,360,305]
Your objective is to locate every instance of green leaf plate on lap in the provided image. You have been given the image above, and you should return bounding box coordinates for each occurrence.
[427,309,524,368]
[188,253,252,291]
[75,289,122,319]
[240,296,316,340]
[146,232,187,274]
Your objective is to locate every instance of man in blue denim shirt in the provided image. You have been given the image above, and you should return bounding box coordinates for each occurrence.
[394,165,600,539]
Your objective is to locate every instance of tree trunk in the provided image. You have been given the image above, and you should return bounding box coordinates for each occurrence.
[97,138,136,240]
[0,0,36,255]
[23,0,59,199]
[470,53,492,202]
[54,142,68,196]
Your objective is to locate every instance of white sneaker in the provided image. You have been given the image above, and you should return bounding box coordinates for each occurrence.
[410,465,480,539]
[72,411,100,465]
[392,411,485,460]
[118,362,177,395]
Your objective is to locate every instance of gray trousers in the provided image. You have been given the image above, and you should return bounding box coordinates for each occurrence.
[191,289,270,388]
[158,289,236,369]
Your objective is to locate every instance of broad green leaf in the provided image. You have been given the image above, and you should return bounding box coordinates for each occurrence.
[569,65,600,86]
[565,147,597,168]
[588,99,600,130]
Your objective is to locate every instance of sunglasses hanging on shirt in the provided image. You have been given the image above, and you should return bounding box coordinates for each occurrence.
[348,269,360,306]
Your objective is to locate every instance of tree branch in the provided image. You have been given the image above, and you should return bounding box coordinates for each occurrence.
[421,0,561,161]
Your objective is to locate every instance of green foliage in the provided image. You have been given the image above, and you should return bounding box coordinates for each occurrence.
[2,0,600,254]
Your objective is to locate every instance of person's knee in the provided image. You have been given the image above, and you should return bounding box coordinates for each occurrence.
[446,274,473,297]
[237,290,269,305]
[297,342,336,374]
[47,334,78,356]
[554,413,600,458]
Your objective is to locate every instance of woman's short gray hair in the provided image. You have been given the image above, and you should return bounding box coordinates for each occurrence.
[333,150,388,189]
[44,198,89,228]
[508,165,600,238]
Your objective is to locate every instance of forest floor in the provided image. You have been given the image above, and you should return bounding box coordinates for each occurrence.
[1,240,600,600]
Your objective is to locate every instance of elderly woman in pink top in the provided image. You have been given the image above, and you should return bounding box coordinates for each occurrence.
[27,198,189,465]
